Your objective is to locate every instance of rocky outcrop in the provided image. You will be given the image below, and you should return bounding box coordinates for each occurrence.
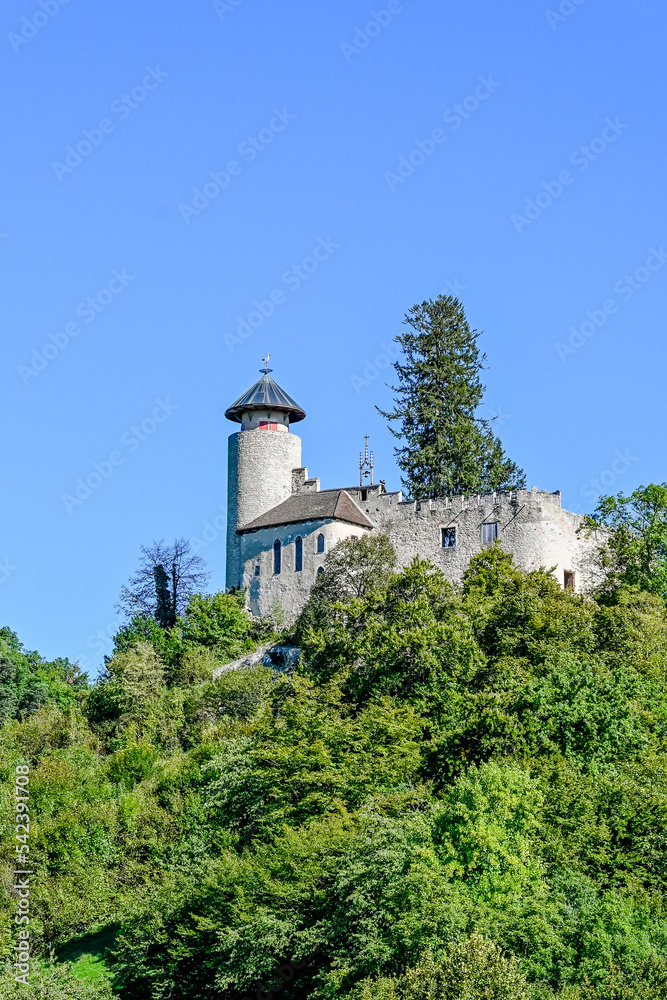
[212,643,301,678]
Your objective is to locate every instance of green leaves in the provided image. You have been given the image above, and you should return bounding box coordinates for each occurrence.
[378,295,525,499]
[3,551,667,999]
[585,483,667,602]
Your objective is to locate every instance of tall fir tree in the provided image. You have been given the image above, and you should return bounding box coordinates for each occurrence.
[378,295,525,499]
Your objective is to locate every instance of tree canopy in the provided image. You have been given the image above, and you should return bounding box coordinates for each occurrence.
[583,483,667,603]
[378,295,525,499]
[3,539,667,999]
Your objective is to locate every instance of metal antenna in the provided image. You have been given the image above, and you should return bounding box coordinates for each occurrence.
[359,435,374,486]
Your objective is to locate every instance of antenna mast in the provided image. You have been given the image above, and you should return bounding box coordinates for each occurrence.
[359,435,374,487]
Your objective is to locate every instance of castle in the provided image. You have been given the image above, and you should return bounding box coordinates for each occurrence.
[225,366,603,618]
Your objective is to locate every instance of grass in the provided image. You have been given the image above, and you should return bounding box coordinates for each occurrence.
[56,925,117,983]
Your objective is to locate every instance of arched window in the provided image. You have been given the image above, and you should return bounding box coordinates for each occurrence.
[273,539,281,575]
[317,566,324,576]
[295,536,303,572]
[317,533,325,554]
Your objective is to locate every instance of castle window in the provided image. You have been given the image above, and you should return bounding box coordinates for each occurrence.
[360,489,368,501]
[481,522,498,544]
[441,527,456,548]
[295,536,303,572]
[317,566,324,576]
[317,533,325,553]
[273,540,281,575]
[564,570,575,591]
[254,564,260,576]
[350,535,359,541]
[259,421,278,431]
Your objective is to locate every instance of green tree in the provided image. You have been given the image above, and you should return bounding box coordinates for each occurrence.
[181,591,256,661]
[0,961,113,999]
[296,534,397,638]
[378,295,525,499]
[0,628,87,724]
[584,483,667,602]
[356,936,534,1000]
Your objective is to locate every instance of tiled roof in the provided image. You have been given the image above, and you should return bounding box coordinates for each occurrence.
[238,489,375,533]
[225,374,306,424]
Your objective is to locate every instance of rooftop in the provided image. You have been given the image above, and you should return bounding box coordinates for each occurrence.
[225,371,306,424]
[238,489,375,534]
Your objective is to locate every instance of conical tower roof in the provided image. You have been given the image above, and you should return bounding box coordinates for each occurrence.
[225,371,306,424]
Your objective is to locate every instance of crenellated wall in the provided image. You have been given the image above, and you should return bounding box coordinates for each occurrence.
[348,486,605,593]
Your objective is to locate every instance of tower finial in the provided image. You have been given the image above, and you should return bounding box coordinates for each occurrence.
[260,353,272,375]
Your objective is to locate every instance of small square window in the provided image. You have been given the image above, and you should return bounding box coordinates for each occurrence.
[481,522,498,544]
[441,527,456,548]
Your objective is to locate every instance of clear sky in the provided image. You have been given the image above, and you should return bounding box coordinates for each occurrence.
[1,0,665,670]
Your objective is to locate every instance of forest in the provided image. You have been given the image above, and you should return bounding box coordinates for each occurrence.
[2,482,667,998]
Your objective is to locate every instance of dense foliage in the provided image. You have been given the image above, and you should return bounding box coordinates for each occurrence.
[0,627,87,725]
[378,295,525,498]
[3,540,667,999]
[583,483,667,603]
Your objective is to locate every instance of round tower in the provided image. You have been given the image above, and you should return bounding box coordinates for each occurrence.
[225,363,305,590]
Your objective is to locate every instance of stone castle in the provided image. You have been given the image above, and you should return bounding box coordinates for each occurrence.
[225,366,602,618]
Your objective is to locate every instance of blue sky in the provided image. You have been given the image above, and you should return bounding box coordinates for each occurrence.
[1,0,665,670]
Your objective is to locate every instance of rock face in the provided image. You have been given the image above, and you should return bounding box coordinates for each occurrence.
[212,643,301,678]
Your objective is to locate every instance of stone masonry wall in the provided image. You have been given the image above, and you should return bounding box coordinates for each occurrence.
[240,518,371,618]
[354,487,605,592]
[225,428,302,590]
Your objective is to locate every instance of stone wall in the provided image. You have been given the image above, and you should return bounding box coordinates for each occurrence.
[225,428,302,590]
[353,486,605,593]
[240,517,371,618]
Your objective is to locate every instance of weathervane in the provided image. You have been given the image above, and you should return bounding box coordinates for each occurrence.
[260,353,272,374]
[359,435,374,487]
